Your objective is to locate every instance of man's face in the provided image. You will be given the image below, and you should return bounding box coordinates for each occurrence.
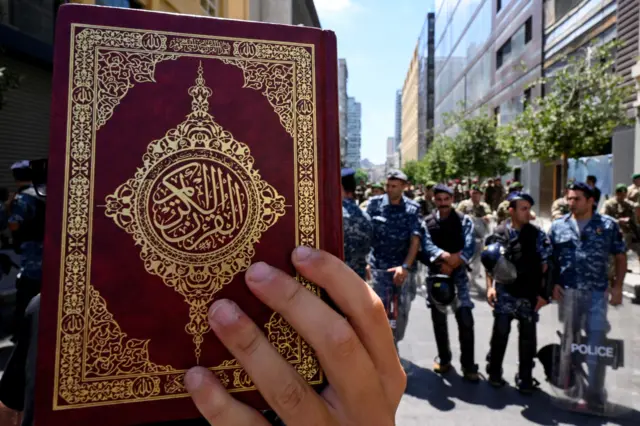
[386,179,405,199]
[634,178,640,186]
[426,188,434,197]
[616,190,627,202]
[587,178,595,187]
[568,189,593,215]
[434,192,453,211]
[495,178,502,186]
[471,190,482,203]
[372,187,385,196]
[510,200,531,224]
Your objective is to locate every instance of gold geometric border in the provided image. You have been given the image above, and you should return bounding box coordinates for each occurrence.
[54,24,321,409]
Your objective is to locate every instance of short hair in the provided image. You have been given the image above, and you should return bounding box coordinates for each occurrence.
[12,167,32,182]
[586,175,597,183]
[341,174,356,193]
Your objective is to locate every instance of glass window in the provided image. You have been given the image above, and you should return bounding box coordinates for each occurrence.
[496,17,531,69]
[466,52,492,106]
[465,0,493,62]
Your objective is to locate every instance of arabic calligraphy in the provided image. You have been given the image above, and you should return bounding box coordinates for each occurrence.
[151,160,247,253]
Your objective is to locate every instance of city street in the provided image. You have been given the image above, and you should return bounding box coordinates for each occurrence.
[396,280,640,426]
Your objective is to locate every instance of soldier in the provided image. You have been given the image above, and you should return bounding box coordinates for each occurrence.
[2,161,46,339]
[601,184,640,276]
[367,170,421,346]
[496,181,523,225]
[550,182,626,409]
[341,168,372,280]
[419,184,479,382]
[457,186,492,280]
[359,182,384,211]
[627,173,640,205]
[491,177,506,211]
[551,184,571,220]
[483,192,552,393]
[414,181,436,217]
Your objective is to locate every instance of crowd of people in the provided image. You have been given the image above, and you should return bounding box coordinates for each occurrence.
[341,167,633,411]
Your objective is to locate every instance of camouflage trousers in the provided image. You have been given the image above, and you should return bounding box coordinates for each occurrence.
[608,232,640,285]
[371,269,411,344]
[493,287,538,322]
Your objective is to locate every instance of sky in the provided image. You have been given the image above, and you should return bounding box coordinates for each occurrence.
[315,0,435,165]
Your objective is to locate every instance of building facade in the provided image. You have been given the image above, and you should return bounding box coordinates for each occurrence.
[432,0,546,210]
[0,0,320,187]
[385,136,400,172]
[401,12,435,167]
[394,89,402,153]
[338,58,349,164]
[346,96,362,169]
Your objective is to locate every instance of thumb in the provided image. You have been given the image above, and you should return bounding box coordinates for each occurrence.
[386,267,396,272]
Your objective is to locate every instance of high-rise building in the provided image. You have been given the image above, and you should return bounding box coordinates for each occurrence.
[0,0,320,187]
[338,58,349,164]
[346,96,362,169]
[401,12,435,166]
[394,90,402,153]
[386,136,400,173]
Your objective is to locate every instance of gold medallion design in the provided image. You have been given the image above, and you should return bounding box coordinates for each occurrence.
[54,24,322,410]
[105,63,286,361]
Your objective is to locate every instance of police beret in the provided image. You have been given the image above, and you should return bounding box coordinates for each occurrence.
[568,182,594,198]
[633,173,640,180]
[507,191,535,206]
[10,160,30,170]
[616,183,628,192]
[508,181,524,191]
[341,167,356,177]
[434,184,453,195]
[371,182,384,190]
[387,169,408,182]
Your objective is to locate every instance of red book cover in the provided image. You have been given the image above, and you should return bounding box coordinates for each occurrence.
[35,4,341,425]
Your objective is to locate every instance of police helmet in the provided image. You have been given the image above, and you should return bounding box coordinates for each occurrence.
[481,243,517,284]
[427,274,456,307]
[536,344,577,389]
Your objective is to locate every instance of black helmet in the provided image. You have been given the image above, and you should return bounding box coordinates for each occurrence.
[536,344,577,389]
[427,274,456,307]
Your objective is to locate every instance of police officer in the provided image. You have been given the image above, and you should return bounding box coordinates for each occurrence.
[367,170,421,345]
[483,192,551,393]
[496,181,524,225]
[549,182,626,409]
[341,168,372,280]
[551,184,571,220]
[419,184,479,381]
[2,161,46,338]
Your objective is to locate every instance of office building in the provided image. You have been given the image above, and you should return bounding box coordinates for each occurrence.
[0,0,320,187]
[394,89,402,152]
[401,12,435,166]
[338,58,349,164]
[346,96,362,169]
[386,136,399,172]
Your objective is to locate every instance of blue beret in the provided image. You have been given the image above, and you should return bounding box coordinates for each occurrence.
[11,160,30,170]
[433,183,453,195]
[568,182,594,198]
[387,169,408,182]
[507,191,535,206]
[341,167,356,177]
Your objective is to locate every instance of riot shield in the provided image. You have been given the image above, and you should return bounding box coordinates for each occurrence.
[537,288,638,417]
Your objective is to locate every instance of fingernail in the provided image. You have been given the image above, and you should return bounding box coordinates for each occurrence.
[246,262,272,283]
[184,368,204,390]
[209,300,239,326]
[294,245,313,262]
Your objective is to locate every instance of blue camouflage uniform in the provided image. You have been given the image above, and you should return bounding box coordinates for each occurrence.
[420,211,476,308]
[493,220,552,321]
[342,198,372,279]
[8,186,45,281]
[549,212,626,401]
[367,194,421,343]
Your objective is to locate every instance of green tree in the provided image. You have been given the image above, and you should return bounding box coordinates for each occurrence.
[422,136,453,183]
[401,160,426,184]
[354,168,368,185]
[443,107,510,181]
[500,41,633,187]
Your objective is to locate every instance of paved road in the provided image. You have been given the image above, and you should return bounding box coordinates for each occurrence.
[396,277,640,426]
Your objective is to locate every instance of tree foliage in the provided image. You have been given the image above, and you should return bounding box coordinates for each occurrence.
[422,136,452,183]
[500,41,633,184]
[354,168,368,185]
[440,107,510,179]
[401,160,424,184]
